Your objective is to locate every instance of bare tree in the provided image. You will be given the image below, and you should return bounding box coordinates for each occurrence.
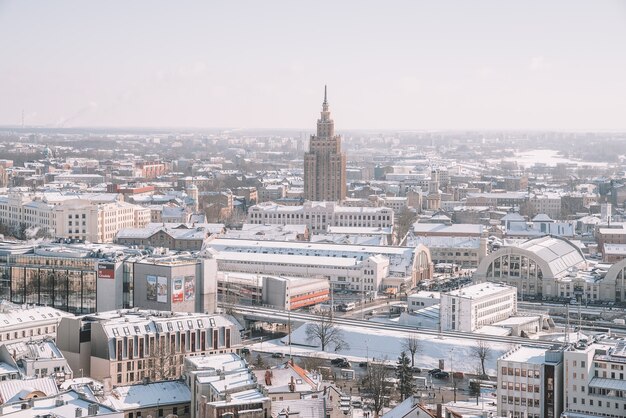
[147,338,175,381]
[361,362,391,417]
[402,333,421,368]
[395,208,417,244]
[471,340,492,378]
[305,311,349,352]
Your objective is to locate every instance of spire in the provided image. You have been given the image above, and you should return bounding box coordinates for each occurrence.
[322,85,329,112]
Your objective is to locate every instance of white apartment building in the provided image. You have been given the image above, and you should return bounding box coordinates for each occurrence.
[497,345,564,418]
[247,201,394,233]
[0,190,150,242]
[563,339,626,418]
[440,282,517,332]
[0,302,72,344]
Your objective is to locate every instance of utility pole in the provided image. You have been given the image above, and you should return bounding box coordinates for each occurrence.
[330,282,334,321]
[288,308,292,359]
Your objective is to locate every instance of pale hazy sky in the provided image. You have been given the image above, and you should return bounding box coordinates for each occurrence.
[1,1,626,130]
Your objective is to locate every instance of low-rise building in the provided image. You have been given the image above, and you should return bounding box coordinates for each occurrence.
[206,238,432,292]
[116,222,224,251]
[0,388,121,418]
[405,235,487,269]
[440,283,517,332]
[100,380,191,418]
[0,338,72,384]
[0,302,71,344]
[184,353,270,418]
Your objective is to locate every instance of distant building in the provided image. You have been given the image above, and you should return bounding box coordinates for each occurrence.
[304,86,347,202]
[116,222,224,251]
[247,201,394,234]
[0,190,150,243]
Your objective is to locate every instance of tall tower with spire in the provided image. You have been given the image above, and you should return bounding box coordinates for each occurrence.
[304,86,347,202]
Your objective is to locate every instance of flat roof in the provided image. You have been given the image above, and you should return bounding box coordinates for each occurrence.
[446,282,515,300]
[500,346,547,365]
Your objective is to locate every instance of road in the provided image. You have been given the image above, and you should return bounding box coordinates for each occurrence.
[226,303,557,348]
[242,347,475,404]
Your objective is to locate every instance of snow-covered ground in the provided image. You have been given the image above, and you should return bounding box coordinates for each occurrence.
[249,322,514,375]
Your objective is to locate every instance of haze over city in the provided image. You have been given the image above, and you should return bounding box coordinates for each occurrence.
[4,3,626,418]
[1,0,626,130]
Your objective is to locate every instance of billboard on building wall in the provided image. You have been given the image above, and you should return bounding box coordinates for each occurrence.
[146,275,157,301]
[157,276,168,303]
[184,275,195,301]
[172,277,184,303]
[98,263,115,279]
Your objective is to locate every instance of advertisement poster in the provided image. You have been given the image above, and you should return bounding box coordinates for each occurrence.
[172,277,184,303]
[97,263,115,279]
[157,276,168,303]
[146,275,157,301]
[184,275,195,301]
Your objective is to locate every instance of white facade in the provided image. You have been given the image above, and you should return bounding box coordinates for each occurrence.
[563,340,626,417]
[206,238,432,291]
[0,302,71,344]
[497,345,564,418]
[215,251,388,293]
[247,201,394,233]
[0,190,150,242]
[440,282,517,332]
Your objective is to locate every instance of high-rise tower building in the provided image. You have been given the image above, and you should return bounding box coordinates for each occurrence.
[304,86,347,202]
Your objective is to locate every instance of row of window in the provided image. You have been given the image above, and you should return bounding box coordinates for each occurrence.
[501,367,541,378]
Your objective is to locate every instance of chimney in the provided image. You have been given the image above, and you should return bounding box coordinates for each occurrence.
[264,370,272,386]
[436,404,442,418]
[87,404,100,416]
[289,376,295,392]
[75,407,83,418]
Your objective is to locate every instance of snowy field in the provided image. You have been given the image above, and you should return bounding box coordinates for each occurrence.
[249,322,514,375]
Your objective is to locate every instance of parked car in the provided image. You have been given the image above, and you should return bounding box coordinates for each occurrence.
[411,366,422,373]
[428,368,442,375]
[337,360,351,368]
[240,347,250,355]
[433,371,450,379]
[271,352,284,358]
[358,362,368,368]
[331,357,347,365]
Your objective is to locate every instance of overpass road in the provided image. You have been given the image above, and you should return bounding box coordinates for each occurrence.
[224,303,557,349]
